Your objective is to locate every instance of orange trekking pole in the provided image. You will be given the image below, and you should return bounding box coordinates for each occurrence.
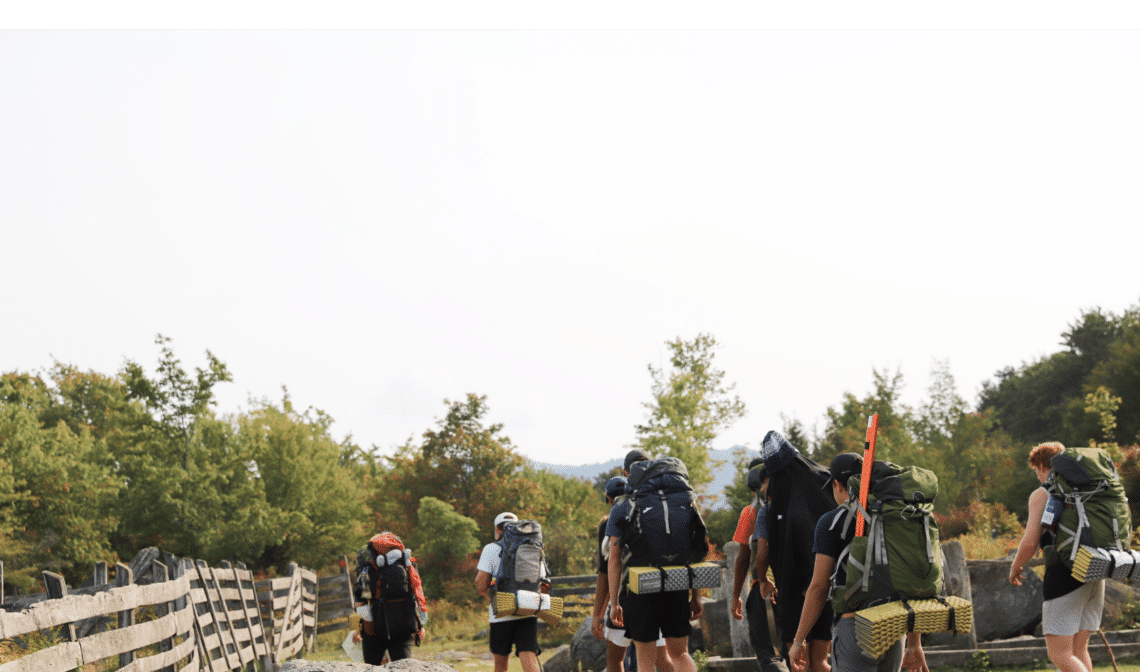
[855,414,879,537]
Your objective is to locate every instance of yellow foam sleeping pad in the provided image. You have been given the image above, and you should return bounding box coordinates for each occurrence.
[493,590,565,625]
[852,596,973,659]
[626,562,722,594]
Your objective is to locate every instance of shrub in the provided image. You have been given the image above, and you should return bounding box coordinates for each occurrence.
[935,501,1021,540]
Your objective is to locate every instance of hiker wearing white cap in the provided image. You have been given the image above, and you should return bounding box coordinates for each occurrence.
[476,512,541,672]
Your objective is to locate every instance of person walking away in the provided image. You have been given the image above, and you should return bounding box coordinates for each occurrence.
[1010,442,1107,672]
[352,531,428,664]
[476,512,543,672]
[787,454,926,672]
[730,459,785,672]
[759,431,839,668]
[607,456,704,672]
[593,472,675,672]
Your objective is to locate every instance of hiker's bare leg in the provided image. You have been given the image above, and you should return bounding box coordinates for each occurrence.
[664,637,695,672]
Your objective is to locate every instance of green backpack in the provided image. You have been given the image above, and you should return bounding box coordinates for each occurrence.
[831,461,943,614]
[1043,447,1132,568]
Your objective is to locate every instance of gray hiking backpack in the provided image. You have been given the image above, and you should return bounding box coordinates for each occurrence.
[494,520,549,594]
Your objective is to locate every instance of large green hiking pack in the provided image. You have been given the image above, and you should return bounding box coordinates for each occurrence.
[831,461,943,614]
[1043,447,1131,569]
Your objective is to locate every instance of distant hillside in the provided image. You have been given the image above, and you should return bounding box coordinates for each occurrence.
[529,447,760,510]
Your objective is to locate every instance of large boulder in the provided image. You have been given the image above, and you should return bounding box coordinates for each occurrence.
[385,660,459,672]
[1102,578,1140,628]
[699,596,732,658]
[544,645,574,672]
[571,616,607,672]
[969,559,1042,641]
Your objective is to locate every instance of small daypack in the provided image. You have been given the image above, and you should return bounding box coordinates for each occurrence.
[621,457,709,570]
[831,461,943,614]
[1043,447,1132,569]
[495,520,549,594]
[366,547,422,640]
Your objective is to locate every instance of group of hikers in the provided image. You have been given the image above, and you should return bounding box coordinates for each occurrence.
[348,432,1120,672]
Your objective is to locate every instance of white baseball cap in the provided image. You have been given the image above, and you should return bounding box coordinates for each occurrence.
[494,512,518,528]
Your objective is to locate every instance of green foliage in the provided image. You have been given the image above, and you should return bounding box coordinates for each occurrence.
[703,507,741,548]
[409,496,481,600]
[0,372,120,584]
[236,394,370,570]
[965,650,992,671]
[525,467,607,576]
[692,648,709,672]
[818,368,916,464]
[935,501,1021,540]
[633,334,746,492]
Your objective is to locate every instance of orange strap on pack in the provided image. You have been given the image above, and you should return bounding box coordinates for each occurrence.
[855,414,879,537]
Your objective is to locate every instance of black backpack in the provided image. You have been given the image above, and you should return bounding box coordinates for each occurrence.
[367,547,421,640]
[621,457,709,567]
[495,520,549,593]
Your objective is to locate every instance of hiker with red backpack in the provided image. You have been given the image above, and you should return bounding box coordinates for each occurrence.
[352,532,428,664]
[476,512,547,672]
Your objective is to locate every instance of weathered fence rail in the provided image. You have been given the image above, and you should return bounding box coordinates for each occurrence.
[0,551,356,672]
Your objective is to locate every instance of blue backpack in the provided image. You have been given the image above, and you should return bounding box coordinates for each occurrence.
[621,457,709,567]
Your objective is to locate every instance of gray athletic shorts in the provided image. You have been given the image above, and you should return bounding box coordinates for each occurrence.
[833,618,903,672]
[1042,579,1105,636]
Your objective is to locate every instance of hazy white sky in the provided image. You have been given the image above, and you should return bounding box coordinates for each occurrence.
[2,22,1138,465]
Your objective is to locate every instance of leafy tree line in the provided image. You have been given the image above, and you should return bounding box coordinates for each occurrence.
[714,301,1140,534]
[0,336,608,601]
[6,305,1138,599]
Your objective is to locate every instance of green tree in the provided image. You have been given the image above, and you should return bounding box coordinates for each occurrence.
[408,496,481,600]
[374,394,538,544]
[1087,309,1140,446]
[238,393,370,570]
[633,334,746,492]
[0,373,121,584]
[526,467,607,576]
[818,368,916,463]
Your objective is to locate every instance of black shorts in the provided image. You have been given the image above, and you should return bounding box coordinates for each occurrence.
[361,633,414,663]
[776,593,833,642]
[489,618,540,656]
[621,588,691,643]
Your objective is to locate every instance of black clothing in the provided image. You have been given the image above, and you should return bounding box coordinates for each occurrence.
[362,634,413,663]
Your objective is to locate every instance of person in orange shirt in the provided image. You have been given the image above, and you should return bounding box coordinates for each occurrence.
[730,459,784,672]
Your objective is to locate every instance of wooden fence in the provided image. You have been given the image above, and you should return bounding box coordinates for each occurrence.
[0,551,357,672]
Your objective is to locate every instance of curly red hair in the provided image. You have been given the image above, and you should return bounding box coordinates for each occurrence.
[1028,441,1065,470]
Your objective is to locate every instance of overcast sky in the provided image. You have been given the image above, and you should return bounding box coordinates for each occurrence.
[2,23,1138,465]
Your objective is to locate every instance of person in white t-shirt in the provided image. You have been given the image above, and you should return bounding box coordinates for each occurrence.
[476,512,541,672]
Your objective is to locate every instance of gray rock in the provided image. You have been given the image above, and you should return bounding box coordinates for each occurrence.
[1102,578,1140,628]
[699,596,731,658]
[570,616,607,672]
[969,559,1042,641]
[544,644,574,672]
[278,657,457,672]
[384,659,459,672]
[278,662,384,672]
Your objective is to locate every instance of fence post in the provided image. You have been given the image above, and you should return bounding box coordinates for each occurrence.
[93,561,108,586]
[1,560,4,606]
[42,571,78,641]
[196,559,240,671]
[116,563,136,668]
[151,559,177,672]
